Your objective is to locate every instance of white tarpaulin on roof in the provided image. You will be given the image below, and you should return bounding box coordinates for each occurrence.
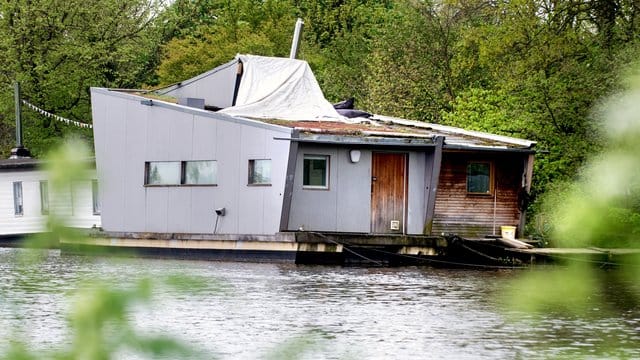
[219,54,342,121]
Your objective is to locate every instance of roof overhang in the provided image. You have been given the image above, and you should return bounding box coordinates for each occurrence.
[276,133,440,148]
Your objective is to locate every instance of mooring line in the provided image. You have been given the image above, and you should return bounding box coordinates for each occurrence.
[306,232,384,266]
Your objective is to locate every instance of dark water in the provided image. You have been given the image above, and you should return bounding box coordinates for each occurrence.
[1,247,639,359]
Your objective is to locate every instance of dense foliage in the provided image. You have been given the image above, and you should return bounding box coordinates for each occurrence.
[2,0,640,230]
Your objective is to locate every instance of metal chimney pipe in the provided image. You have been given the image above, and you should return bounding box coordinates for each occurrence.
[289,18,304,59]
[9,81,30,159]
[14,82,22,148]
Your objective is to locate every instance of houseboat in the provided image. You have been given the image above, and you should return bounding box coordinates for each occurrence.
[0,157,102,244]
[82,54,535,264]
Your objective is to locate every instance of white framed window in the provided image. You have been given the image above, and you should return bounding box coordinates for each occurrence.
[184,161,217,185]
[40,180,49,215]
[248,159,271,185]
[145,161,181,185]
[303,155,329,189]
[13,181,23,216]
[467,162,493,194]
[92,179,101,215]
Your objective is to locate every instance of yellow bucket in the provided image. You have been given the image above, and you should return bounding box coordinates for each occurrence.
[500,226,517,240]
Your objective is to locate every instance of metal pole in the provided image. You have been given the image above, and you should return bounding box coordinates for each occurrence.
[14,82,22,148]
[289,18,304,59]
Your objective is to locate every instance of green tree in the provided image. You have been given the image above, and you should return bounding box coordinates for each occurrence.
[0,0,167,157]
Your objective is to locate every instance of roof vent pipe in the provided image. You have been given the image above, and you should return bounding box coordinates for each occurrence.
[289,18,304,59]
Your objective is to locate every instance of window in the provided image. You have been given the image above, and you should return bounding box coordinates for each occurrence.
[92,180,101,215]
[467,162,492,194]
[145,161,217,186]
[146,161,181,185]
[184,161,217,185]
[303,155,329,189]
[40,181,49,215]
[13,182,23,216]
[248,159,271,185]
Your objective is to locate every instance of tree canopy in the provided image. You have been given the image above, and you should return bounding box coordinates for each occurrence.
[2,0,640,230]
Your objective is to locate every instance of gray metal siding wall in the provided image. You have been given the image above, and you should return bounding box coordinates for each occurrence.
[287,145,430,234]
[161,60,238,109]
[91,89,291,235]
[406,152,427,234]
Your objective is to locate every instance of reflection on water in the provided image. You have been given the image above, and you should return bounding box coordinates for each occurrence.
[0,248,638,359]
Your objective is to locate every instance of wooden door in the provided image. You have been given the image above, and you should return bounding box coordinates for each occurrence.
[371,153,407,234]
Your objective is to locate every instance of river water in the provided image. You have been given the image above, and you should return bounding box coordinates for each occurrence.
[1,247,639,359]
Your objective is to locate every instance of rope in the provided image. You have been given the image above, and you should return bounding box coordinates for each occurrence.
[21,99,93,129]
[307,232,384,266]
[365,247,523,269]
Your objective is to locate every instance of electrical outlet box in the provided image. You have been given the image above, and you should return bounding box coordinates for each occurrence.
[390,220,400,230]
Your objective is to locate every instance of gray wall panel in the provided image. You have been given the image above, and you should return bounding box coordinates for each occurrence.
[214,120,242,234]
[101,94,127,231]
[263,133,289,234]
[145,188,168,233]
[336,148,371,232]
[288,146,339,231]
[167,188,191,233]
[407,152,427,234]
[190,187,217,233]
[192,115,217,160]
[146,107,174,160]
[163,61,237,108]
[123,100,148,232]
[169,112,195,160]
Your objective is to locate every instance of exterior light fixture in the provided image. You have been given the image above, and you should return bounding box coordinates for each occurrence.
[349,149,361,163]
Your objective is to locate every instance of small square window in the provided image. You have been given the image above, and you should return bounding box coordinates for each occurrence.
[303,155,329,189]
[184,161,217,185]
[467,162,492,194]
[248,159,271,185]
[40,180,49,215]
[146,161,181,185]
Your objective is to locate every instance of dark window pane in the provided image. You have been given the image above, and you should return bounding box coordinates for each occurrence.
[303,156,328,188]
[467,163,491,193]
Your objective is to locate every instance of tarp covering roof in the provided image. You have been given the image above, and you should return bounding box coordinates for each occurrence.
[218,54,342,121]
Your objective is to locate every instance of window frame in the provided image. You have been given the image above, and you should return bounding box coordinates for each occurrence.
[302,155,330,190]
[144,160,218,187]
[466,161,493,195]
[13,181,23,216]
[40,180,49,215]
[248,159,272,186]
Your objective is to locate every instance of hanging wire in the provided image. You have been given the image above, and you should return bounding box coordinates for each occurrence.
[21,99,93,129]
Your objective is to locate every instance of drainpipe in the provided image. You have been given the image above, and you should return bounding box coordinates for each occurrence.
[289,18,304,59]
[9,82,31,159]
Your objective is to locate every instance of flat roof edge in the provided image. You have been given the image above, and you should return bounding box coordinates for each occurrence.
[91,88,293,134]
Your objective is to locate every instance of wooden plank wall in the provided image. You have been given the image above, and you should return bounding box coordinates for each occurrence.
[432,151,525,238]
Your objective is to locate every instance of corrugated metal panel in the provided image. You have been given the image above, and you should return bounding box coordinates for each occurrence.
[432,152,524,237]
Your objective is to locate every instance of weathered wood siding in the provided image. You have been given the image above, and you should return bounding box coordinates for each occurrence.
[432,151,525,237]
